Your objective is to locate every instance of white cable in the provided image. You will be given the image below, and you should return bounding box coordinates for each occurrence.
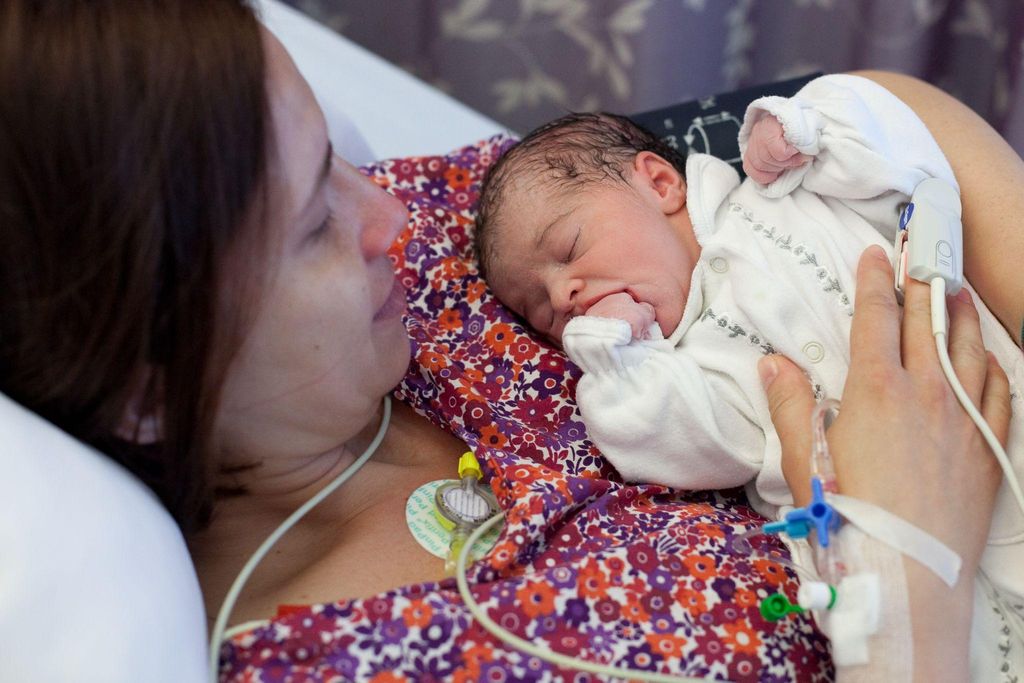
[208,396,392,682]
[454,514,725,683]
[929,277,1024,522]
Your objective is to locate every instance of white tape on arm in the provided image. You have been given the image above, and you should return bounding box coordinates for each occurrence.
[829,493,962,588]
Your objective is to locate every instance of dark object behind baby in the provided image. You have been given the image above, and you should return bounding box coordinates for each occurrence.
[631,73,820,178]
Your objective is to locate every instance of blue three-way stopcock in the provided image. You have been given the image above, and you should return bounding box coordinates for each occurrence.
[763,477,840,547]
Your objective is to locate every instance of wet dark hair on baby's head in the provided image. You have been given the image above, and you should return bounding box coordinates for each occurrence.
[474,111,686,280]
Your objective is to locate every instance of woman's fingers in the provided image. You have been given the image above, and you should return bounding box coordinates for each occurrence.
[898,276,936,373]
[944,288,990,406]
[980,352,1012,451]
[848,246,902,372]
[760,354,817,509]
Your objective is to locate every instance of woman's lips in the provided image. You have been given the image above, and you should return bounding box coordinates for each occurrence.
[374,278,406,321]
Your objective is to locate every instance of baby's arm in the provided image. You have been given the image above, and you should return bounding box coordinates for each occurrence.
[737,74,957,237]
[742,115,811,185]
[563,317,763,490]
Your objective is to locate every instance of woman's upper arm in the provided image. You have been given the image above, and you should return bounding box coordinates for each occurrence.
[850,69,1024,347]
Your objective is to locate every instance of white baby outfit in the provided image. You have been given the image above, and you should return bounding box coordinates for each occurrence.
[562,74,1024,680]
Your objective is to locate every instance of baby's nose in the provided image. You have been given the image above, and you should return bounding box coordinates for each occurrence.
[551,278,583,314]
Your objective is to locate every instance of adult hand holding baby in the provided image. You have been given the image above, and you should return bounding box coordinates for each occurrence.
[742,114,811,185]
[759,245,1010,680]
[585,291,656,340]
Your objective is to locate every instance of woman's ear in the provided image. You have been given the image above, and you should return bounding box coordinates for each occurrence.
[115,366,164,444]
[633,151,686,214]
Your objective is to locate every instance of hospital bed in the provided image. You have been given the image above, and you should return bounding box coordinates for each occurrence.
[0,2,503,681]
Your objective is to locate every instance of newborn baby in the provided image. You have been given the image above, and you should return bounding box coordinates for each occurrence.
[475,74,1024,675]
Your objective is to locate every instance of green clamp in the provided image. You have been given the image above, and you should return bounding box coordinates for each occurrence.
[760,593,805,622]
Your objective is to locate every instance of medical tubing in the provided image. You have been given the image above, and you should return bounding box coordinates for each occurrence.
[810,399,839,489]
[454,514,727,683]
[207,396,393,683]
[731,526,820,584]
[929,277,1024,521]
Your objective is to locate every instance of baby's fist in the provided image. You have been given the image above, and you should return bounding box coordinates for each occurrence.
[742,114,810,185]
[586,292,655,340]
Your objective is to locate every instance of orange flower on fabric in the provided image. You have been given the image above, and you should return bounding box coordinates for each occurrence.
[455,368,486,400]
[458,642,493,679]
[417,349,448,373]
[733,588,758,609]
[438,308,462,331]
[621,595,650,624]
[466,280,487,303]
[683,554,717,581]
[444,166,473,190]
[695,522,725,540]
[577,561,610,599]
[461,367,485,384]
[722,618,762,656]
[645,633,688,660]
[478,424,508,449]
[753,558,786,587]
[440,257,469,280]
[369,673,408,683]
[487,539,517,569]
[516,580,557,618]
[674,586,708,615]
[484,322,515,353]
[401,600,433,628]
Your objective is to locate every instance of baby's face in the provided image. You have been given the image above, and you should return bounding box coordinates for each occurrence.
[486,170,699,345]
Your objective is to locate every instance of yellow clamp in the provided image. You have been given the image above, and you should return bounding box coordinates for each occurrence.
[457,450,482,480]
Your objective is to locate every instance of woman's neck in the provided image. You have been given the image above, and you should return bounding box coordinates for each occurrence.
[189,400,464,625]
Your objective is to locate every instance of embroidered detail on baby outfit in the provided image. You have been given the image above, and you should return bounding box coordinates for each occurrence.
[699,307,777,355]
[699,306,826,401]
[991,592,1015,682]
[728,203,853,316]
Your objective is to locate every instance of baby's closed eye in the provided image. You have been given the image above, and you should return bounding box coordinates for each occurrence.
[562,229,581,263]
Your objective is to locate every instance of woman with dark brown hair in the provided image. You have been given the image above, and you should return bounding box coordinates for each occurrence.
[0,1,1018,680]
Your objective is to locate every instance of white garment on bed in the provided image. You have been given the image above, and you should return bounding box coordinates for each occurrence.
[562,74,1024,680]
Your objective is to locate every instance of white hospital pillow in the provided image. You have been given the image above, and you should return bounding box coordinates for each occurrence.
[260,0,376,166]
[0,392,207,683]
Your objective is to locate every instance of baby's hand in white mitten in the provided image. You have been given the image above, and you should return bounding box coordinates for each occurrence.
[742,114,810,185]
[586,292,656,340]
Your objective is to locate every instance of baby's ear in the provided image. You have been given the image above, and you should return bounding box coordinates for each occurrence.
[633,151,686,214]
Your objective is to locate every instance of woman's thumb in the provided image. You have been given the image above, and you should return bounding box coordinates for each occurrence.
[759,354,816,507]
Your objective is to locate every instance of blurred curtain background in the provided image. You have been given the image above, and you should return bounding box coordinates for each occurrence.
[283,0,1024,156]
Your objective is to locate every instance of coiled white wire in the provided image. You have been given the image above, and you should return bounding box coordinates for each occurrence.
[208,396,392,682]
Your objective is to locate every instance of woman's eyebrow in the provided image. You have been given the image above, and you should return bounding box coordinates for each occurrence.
[300,141,333,216]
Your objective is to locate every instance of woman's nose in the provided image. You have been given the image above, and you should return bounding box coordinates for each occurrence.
[361,186,408,259]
